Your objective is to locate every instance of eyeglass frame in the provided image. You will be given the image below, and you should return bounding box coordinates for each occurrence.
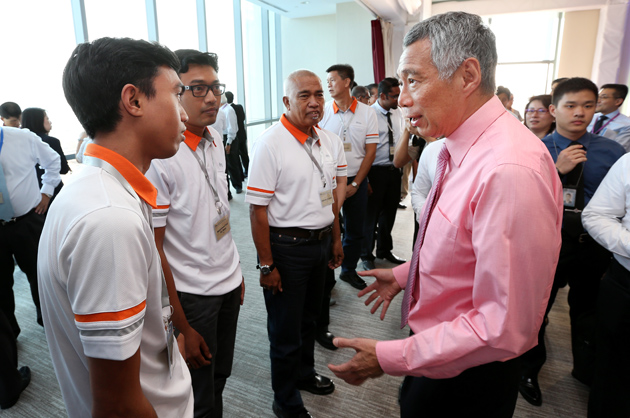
[525,108,549,114]
[184,83,226,98]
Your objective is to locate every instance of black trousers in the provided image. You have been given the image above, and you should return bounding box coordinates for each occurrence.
[0,309,21,405]
[588,258,630,418]
[520,234,611,381]
[236,135,249,177]
[0,210,44,338]
[179,286,241,418]
[399,357,521,418]
[362,166,402,259]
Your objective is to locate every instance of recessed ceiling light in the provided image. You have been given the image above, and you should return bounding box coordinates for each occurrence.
[301,1,309,4]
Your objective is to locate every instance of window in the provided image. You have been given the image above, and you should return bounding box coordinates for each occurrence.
[207,0,238,101]
[0,0,81,155]
[84,0,148,41]
[156,0,198,51]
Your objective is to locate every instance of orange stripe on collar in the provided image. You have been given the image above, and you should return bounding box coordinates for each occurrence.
[183,128,215,151]
[84,143,158,208]
[280,114,319,145]
[332,98,358,114]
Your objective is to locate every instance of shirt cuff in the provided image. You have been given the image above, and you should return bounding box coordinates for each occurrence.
[376,339,409,376]
[393,262,410,289]
[41,184,55,197]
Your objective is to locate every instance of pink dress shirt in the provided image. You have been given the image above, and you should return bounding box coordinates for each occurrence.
[376,96,563,379]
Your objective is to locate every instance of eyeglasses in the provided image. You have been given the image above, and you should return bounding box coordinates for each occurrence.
[184,83,226,98]
[525,108,549,114]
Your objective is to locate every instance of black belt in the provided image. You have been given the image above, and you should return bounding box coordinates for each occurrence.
[371,165,398,171]
[270,224,333,240]
[0,208,36,226]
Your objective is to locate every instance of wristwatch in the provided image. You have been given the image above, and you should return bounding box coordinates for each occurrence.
[257,264,275,275]
[351,181,358,188]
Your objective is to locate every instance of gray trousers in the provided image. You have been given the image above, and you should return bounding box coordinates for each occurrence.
[179,285,241,418]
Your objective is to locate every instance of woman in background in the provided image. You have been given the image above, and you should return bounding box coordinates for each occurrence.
[524,94,555,139]
[21,108,70,204]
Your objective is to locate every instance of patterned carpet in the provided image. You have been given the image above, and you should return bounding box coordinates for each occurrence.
[4,174,588,417]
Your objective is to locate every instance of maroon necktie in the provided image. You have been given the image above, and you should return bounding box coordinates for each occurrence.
[400,144,450,328]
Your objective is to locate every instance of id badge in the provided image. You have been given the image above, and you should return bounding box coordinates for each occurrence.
[390,145,395,156]
[344,142,352,152]
[214,215,231,241]
[162,306,175,377]
[563,187,577,208]
[320,189,334,207]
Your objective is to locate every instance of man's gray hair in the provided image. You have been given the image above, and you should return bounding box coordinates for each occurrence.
[284,69,321,96]
[403,12,497,95]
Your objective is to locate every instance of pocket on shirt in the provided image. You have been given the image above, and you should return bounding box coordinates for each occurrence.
[419,205,458,279]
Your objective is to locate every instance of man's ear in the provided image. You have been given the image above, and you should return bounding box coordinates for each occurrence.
[283,96,290,110]
[615,98,624,108]
[549,104,557,118]
[120,84,144,117]
[460,57,482,98]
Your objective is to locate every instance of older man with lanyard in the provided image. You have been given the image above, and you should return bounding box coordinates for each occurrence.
[247,69,344,418]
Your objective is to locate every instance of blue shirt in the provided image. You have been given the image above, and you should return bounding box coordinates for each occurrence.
[542,131,625,205]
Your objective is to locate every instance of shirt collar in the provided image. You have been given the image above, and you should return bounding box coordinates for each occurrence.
[184,128,215,151]
[280,114,319,145]
[84,143,158,208]
[372,100,388,115]
[445,95,505,167]
[332,98,358,114]
[600,109,620,119]
[552,130,591,149]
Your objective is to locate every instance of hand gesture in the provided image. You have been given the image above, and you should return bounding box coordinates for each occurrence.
[556,144,587,175]
[328,337,384,385]
[357,269,402,320]
[182,327,211,369]
[261,269,282,294]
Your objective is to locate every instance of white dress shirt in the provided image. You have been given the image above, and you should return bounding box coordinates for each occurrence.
[0,126,61,216]
[371,101,403,166]
[410,138,444,221]
[220,103,238,145]
[211,110,226,141]
[583,152,630,271]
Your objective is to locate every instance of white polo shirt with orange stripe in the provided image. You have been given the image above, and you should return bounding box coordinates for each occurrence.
[146,127,242,296]
[320,98,379,177]
[245,115,347,229]
[38,143,193,418]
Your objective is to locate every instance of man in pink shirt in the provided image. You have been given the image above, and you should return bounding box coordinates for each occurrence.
[329,11,563,417]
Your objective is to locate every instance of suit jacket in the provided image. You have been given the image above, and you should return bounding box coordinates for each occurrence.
[230,103,247,141]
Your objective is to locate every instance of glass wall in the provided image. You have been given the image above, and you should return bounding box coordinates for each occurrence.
[84,0,149,41]
[156,0,199,51]
[486,11,563,116]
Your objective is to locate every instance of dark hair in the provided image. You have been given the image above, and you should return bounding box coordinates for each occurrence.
[0,102,21,118]
[63,37,180,138]
[378,77,400,96]
[21,108,48,135]
[524,94,555,135]
[551,77,568,87]
[600,83,628,101]
[551,77,598,106]
[175,49,219,74]
[225,91,234,103]
[326,64,355,83]
[352,85,369,99]
[366,83,377,91]
[496,85,511,97]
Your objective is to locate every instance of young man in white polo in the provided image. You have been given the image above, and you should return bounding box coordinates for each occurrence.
[145,49,244,418]
[37,37,193,418]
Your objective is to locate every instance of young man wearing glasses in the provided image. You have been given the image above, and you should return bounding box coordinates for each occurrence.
[146,49,244,418]
[587,84,630,151]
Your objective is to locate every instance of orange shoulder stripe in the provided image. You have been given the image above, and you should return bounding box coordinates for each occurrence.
[247,186,274,194]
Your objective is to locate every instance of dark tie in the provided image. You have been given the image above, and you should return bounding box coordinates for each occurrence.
[386,112,394,162]
[400,144,450,328]
[592,115,608,134]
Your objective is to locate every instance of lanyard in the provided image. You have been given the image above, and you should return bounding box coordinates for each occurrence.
[337,108,356,141]
[187,135,224,216]
[303,138,327,188]
[0,128,4,155]
[82,155,170,308]
[592,113,620,135]
[552,139,584,186]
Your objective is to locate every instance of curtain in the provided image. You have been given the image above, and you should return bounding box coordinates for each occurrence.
[371,19,386,84]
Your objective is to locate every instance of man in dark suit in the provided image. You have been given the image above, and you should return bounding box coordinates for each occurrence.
[225,91,249,179]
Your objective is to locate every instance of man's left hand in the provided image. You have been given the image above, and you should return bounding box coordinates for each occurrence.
[225,145,231,154]
[35,194,51,214]
[328,239,344,269]
[328,337,384,385]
